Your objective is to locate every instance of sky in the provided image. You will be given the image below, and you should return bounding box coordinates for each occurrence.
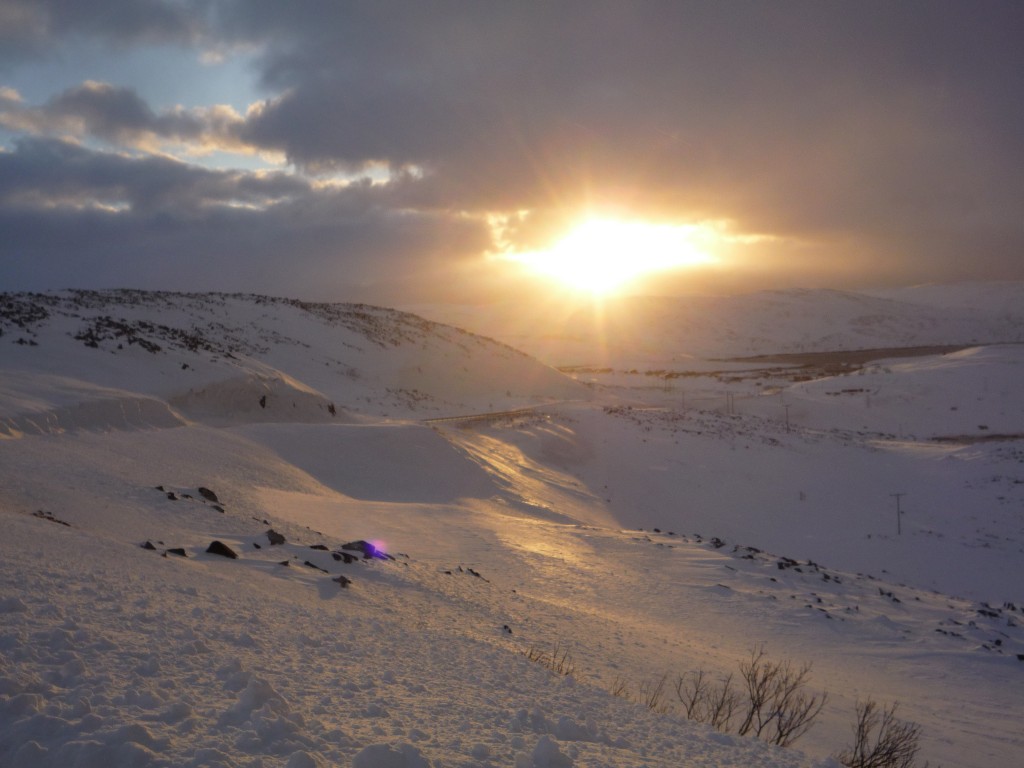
[1,1,1022,304]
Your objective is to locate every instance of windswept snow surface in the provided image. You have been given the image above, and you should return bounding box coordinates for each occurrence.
[1,289,1022,768]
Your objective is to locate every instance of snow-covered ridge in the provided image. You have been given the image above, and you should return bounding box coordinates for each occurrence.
[411,282,1024,365]
[0,372,185,437]
[0,289,584,428]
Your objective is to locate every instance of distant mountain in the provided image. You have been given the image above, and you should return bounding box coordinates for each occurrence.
[863,280,1024,315]
[0,290,584,434]
[411,283,1024,366]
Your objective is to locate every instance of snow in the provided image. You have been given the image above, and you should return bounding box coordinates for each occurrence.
[0,372,185,436]
[409,282,1024,365]
[1,288,1022,767]
[783,344,1024,439]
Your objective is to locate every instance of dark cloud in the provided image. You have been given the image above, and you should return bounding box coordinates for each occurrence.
[0,81,247,153]
[0,0,210,62]
[0,137,304,212]
[0,138,490,301]
[1,1,1023,297]
[221,3,1024,241]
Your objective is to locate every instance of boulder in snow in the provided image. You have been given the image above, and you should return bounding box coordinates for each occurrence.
[532,735,573,767]
[197,487,219,502]
[341,540,387,559]
[352,742,430,768]
[266,529,286,545]
[206,540,238,559]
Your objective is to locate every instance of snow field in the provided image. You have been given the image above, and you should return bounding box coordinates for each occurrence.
[0,501,835,768]
[2,288,1023,767]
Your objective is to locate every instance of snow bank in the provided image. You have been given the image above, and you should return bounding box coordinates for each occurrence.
[169,372,343,427]
[0,372,184,437]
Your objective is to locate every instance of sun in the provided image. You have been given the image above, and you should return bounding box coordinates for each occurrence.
[505,218,718,296]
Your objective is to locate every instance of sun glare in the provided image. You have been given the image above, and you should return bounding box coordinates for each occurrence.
[506,218,718,295]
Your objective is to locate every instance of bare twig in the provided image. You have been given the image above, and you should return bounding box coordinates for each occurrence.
[835,699,922,768]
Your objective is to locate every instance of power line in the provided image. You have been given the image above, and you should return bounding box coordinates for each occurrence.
[890,492,906,535]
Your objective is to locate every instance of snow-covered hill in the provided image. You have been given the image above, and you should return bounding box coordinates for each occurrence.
[0,290,584,433]
[1,288,1022,768]
[411,282,1024,366]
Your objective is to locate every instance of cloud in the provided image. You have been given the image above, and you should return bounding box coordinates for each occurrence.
[0,136,303,212]
[0,0,209,60]
[0,81,250,155]
[218,4,1024,235]
[0,138,490,300]
[1,1,1023,298]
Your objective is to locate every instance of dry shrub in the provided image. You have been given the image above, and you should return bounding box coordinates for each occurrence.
[835,699,923,768]
[524,641,576,677]
[675,646,827,748]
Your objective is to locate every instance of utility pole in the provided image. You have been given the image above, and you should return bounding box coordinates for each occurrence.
[891,492,905,535]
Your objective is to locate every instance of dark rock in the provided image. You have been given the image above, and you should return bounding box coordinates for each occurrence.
[279,561,290,566]
[334,574,352,588]
[259,395,267,409]
[166,492,177,501]
[197,487,219,502]
[32,510,70,527]
[141,541,157,550]
[211,504,225,513]
[332,551,358,564]
[266,529,286,546]
[165,548,187,557]
[341,540,384,559]
[155,485,165,491]
[309,544,329,551]
[303,560,328,573]
[206,540,238,559]
[253,542,261,549]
